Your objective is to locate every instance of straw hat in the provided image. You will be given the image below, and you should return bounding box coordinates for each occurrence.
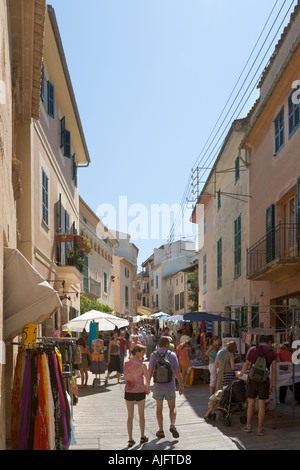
[180,335,191,343]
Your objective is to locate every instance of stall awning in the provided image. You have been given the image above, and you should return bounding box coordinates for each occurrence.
[4,248,62,340]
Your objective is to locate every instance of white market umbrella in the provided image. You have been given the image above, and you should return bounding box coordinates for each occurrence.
[148,312,170,319]
[62,310,129,332]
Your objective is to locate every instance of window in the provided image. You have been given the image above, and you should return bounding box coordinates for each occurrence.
[217,237,222,288]
[288,84,300,137]
[203,253,207,294]
[60,117,71,158]
[204,216,206,234]
[104,272,107,293]
[274,107,284,155]
[42,169,49,225]
[156,275,158,289]
[217,189,221,210]
[283,193,297,255]
[234,214,241,278]
[47,81,55,118]
[125,286,129,307]
[235,156,240,182]
[125,267,130,278]
[180,292,184,309]
[175,294,179,311]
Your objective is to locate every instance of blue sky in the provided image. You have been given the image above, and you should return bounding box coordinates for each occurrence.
[48,0,297,268]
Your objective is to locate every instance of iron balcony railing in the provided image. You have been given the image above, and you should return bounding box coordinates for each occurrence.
[247,223,300,278]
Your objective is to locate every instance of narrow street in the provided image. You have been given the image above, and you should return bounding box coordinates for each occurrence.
[69,370,300,452]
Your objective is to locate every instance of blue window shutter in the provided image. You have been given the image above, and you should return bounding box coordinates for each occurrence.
[64,130,71,158]
[47,81,55,118]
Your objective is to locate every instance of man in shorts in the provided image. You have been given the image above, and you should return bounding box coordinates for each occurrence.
[237,335,277,436]
[148,336,184,439]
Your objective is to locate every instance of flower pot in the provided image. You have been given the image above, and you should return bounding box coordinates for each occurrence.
[57,233,74,242]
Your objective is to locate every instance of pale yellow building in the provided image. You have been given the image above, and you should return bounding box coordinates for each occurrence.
[79,197,117,309]
[113,232,139,319]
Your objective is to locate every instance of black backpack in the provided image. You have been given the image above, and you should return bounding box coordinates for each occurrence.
[153,350,173,383]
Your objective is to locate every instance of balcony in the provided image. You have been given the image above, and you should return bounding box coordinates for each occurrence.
[247,223,300,282]
[56,238,84,287]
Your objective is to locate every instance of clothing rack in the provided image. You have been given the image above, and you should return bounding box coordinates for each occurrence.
[10,342,75,449]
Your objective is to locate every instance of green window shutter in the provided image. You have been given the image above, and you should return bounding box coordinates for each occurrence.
[274,107,284,155]
[104,272,107,293]
[83,256,89,293]
[125,286,129,307]
[42,169,49,225]
[235,157,240,182]
[203,253,207,294]
[217,237,222,288]
[266,204,275,263]
[234,214,241,277]
[218,190,221,210]
[47,81,55,118]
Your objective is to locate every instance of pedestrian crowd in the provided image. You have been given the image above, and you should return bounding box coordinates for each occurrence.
[76,321,299,446]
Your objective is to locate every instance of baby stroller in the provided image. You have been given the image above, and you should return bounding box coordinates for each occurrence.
[206,379,247,427]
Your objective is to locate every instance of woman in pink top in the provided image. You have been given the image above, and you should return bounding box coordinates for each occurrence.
[124,344,150,448]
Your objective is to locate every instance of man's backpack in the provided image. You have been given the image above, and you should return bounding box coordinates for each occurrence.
[153,350,173,384]
[249,346,268,383]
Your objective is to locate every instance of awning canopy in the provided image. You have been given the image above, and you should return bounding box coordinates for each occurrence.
[4,248,62,340]
[167,312,235,322]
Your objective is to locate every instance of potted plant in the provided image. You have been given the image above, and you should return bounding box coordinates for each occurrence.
[75,235,92,255]
[68,246,84,272]
[56,232,74,242]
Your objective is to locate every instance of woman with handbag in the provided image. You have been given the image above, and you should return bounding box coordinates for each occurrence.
[78,337,91,387]
[105,332,121,385]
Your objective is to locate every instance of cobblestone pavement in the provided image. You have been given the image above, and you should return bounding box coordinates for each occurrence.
[69,371,300,452]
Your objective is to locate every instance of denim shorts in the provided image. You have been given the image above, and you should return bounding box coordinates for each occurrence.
[153,389,176,401]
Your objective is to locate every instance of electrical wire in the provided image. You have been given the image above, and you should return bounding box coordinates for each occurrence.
[164,0,297,253]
